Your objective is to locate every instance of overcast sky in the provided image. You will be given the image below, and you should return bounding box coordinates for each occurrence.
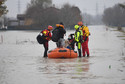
[5,0,125,18]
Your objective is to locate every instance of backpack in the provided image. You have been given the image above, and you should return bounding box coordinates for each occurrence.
[36,33,45,44]
[52,28,60,42]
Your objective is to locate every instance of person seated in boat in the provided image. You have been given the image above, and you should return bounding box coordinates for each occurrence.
[52,22,66,48]
[41,25,53,57]
[65,34,75,50]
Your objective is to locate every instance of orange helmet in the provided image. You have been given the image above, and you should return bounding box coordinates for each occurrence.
[48,25,53,30]
[78,21,83,26]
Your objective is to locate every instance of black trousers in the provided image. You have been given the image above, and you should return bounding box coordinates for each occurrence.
[43,41,48,57]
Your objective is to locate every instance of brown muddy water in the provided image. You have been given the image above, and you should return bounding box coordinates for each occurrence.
[0,25,125,84]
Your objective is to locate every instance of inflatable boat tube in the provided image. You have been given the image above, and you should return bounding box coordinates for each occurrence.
[48,48,78,58]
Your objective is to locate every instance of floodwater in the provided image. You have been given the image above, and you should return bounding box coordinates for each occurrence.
[0,25,125,84]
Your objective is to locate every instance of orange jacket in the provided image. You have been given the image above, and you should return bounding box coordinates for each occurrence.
[80,26,90,37]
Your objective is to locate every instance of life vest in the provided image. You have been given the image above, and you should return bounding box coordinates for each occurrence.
[80,26,90,37]
[36,29,51,44]
[41,29,52,41]
[74,30,83,42]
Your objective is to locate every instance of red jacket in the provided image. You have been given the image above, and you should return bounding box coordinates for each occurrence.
[41,29,52,41]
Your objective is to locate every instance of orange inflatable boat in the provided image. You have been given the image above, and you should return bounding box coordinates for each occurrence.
[48,48,78,58]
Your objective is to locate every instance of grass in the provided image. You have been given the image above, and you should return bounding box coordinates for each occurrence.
[117,36,125,37]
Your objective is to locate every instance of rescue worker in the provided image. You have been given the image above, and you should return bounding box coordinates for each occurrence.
[74,25,83,57]
[55,22,66,48]
[41,25,53,57]
[78,21,90,57]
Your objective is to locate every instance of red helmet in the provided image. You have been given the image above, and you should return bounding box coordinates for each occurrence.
[48,25,53,30]
[78,21,83,26]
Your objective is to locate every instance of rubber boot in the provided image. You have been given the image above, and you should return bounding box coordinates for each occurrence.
[44,48,48,57]
[78,49,81,57]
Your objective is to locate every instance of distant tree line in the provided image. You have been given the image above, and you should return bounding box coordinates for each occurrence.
[102,3,125,27]
[0,0,8,17]
[82,13,103,25]
[25,0,82,29]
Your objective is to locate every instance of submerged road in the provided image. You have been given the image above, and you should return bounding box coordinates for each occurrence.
[0,25,125,84]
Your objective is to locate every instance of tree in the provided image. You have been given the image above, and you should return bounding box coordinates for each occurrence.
[60,3,82,28]
[25,0,52,28]
[25,1,82,29]
[0,0,8,17]
[102,4,125,27]
[27,0,52,8]
[103,7,113,25]
[119,3,125,8]
[83,13,93,25]
[39,7,60,28]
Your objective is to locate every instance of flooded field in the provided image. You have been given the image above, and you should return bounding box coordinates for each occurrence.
[0,25,125,84]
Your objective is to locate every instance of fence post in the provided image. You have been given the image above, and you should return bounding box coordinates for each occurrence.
[1,35,3,43]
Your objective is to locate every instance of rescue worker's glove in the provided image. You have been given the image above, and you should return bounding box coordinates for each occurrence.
[85,37,88,41]
[82,40,84,43]
[89,33,91,36]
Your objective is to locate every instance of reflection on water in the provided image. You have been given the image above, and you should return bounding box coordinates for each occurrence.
[37,57,92,81]
[76,58,89,73]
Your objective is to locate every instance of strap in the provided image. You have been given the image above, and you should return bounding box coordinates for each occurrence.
[47,32,50,37]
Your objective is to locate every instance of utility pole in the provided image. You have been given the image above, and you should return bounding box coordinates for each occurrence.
[18,0,21,26]
[119,3,125,9]
[18,0,21,14]
[96,2,98,16]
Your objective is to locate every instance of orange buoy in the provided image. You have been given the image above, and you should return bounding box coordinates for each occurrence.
[48,48,78,58]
